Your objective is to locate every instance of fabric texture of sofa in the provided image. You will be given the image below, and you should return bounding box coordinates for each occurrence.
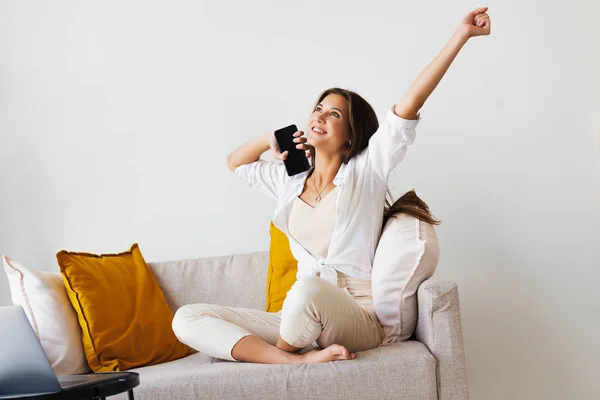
[112,251,469,400]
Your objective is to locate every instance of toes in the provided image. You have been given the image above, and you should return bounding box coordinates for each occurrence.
[319,344,356,362]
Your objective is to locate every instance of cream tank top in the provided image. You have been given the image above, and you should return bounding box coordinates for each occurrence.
[288,186,375,312]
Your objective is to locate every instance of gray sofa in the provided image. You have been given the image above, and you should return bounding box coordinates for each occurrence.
[116,251,469,400]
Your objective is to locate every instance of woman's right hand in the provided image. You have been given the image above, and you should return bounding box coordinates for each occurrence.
[268,132,288,161]
[268,131,312,161]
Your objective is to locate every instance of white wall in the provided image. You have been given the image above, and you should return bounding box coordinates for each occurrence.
[1,1,599,398]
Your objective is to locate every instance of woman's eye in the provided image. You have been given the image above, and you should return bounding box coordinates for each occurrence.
[314,106,339,118]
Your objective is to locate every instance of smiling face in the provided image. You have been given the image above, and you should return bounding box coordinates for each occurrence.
[307,94,351,157]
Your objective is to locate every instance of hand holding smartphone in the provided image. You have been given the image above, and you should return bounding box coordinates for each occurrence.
[274,124,311,176]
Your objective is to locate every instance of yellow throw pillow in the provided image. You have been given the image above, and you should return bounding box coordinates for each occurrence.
[57,243,189,372]
[266,222,298,312]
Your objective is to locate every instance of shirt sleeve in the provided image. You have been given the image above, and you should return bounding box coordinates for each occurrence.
[366,105,420,183]
[234,160,287,200]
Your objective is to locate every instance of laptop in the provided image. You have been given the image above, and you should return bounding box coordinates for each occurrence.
[0,305,130,398]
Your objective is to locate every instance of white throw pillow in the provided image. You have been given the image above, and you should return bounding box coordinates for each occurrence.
[2,255,90,375]
[371,214,440,345]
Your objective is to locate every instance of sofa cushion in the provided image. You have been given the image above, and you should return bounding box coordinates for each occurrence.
[371,214,440,345]
[113,341,436,400]
[265,221,298,312]
[2,255,90,375]
[57,243,190,372]
[147,252,269,312]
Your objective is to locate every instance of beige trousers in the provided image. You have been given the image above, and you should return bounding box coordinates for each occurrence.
[172,275,385,362]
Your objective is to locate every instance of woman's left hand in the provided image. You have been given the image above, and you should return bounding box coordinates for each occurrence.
[457,7,491,39]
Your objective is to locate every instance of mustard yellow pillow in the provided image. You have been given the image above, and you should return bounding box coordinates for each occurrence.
[57,243,189,372]
[266,222,298,312]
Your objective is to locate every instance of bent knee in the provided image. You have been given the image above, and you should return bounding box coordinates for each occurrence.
[290,276,328,296]
[284,276,331,308]
[172,303,220,338]
[173,303,200,321]
[172,305,193,338]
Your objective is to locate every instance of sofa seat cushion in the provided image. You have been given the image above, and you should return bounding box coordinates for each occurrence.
[116,341,437,400]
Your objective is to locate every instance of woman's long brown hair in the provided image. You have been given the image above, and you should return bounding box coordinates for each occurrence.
[314,88,441,228]
[383,189,441,229]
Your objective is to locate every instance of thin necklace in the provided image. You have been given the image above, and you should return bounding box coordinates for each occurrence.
[313,174,335,202]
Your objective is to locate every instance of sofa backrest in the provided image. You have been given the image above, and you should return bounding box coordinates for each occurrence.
[147,251,269,312]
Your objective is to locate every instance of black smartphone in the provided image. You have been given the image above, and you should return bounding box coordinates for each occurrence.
[274,124,311,176]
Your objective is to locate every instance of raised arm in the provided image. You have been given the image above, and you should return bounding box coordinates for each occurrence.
[227,130,309,172]
[226,133,272,172]
[394,7,491,120]
[227,129,310,200]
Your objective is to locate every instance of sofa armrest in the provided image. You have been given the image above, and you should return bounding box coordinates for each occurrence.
[415,278,469,400]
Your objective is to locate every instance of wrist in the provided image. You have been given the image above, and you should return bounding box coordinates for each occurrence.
[453,27,470,44]
[262,131,273,148]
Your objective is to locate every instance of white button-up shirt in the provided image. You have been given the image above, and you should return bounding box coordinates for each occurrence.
[235,105,419,286]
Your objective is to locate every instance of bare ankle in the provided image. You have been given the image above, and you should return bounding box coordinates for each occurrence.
[293,352,309,365]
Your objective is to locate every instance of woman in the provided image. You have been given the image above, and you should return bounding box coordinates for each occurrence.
[173,7,491,364]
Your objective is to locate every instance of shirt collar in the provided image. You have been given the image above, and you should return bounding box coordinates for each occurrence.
[332,162,348,186]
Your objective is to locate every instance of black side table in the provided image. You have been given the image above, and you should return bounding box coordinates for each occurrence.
[3,372,140,400]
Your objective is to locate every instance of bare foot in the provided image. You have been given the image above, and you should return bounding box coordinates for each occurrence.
[300,344,357,364]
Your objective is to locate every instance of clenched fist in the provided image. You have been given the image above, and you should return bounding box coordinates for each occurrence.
[457,7,491,39]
